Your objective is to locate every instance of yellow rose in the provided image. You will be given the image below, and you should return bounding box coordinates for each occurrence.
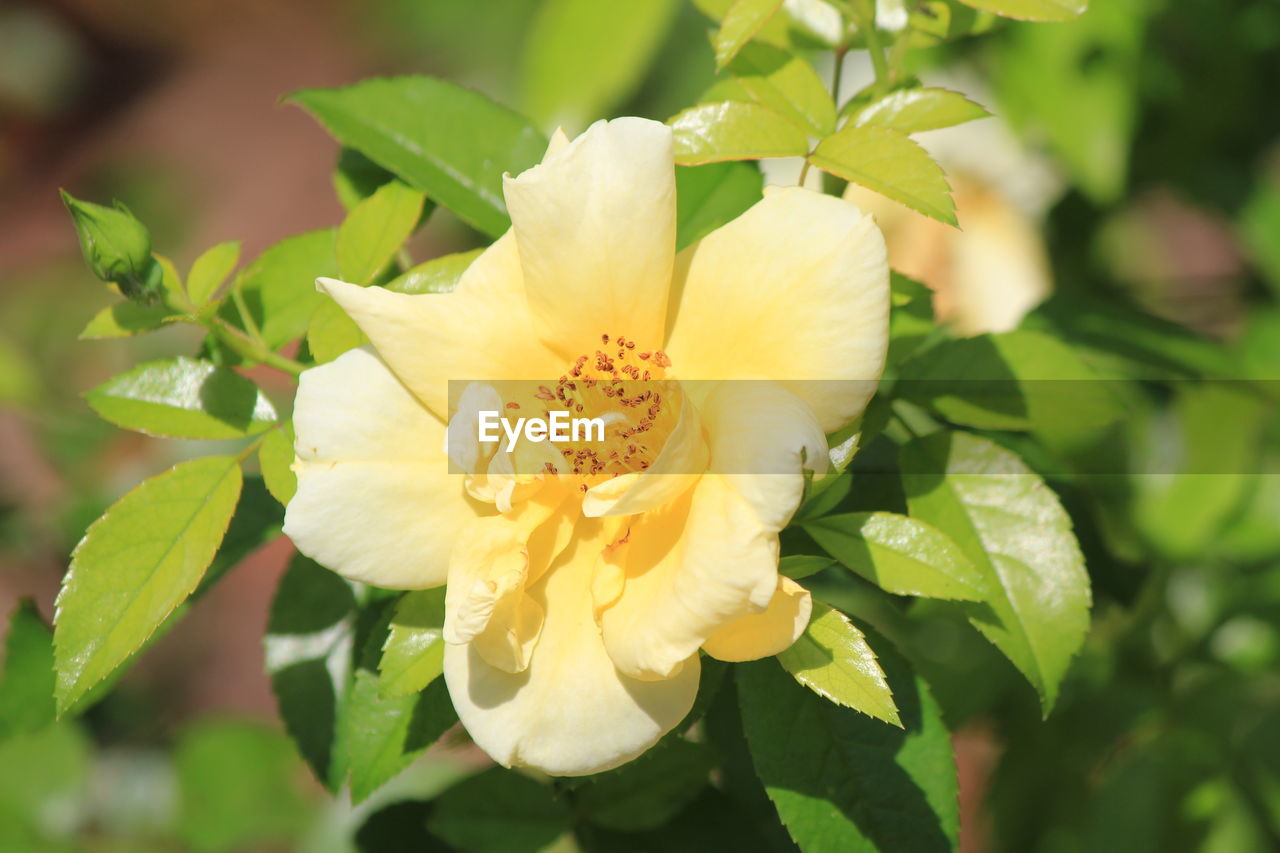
[282,118,889,775]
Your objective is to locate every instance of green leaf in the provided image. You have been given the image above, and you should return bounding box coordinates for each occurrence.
[54,456,244,712]
[805,512,986,600]
[176,721,310,853]
[847,87,991,133]
[347,601,457,804]
[576,738,715,831]
[723,42,837,136]
[0,601,56,738]
[740,629,958,852]
[779,554,834,580]
[258,424,297,508]
[675,162,764,251]
[335,148,401,210]
[0,723,89,827]
[186,241,241,307]
[308,298,369,364]
[713,0,785,70]
[522,0,679,127]
[777,603,901,727]
[956,0,1086,21]
[386,248,483,294]
[378,588,446,699]
[810,125,956,225]
[264,554,357,790]
[670,102,810,165]
[79,301,175,339]
[85,357,277,440]
[290,76,546,238]
[337,181,426,286]
[888,271,936,367]
[60,190,163,303]
[428,767,573,853]
[356,801,455,853]
[900,431,1091,711]
[896,330,1124,431]
[199,475,283,593]
[228,228,338,350]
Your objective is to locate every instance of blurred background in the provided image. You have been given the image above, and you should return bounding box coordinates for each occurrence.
[1,0,1279,850]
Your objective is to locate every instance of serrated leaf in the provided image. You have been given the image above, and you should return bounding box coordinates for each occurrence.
[847,86,991,133]
[779,554,834,580]
[55,456,243,712]
[723,42,837,136]
[225,228,338,350]
[386,248,483,295]
[805,511,986,600]
[900,431,1091,711]
[896,330,1125,431]
[80,301,175,339]
[199,476,283,593]
[85,357,277,440]
[307,298,369,364]
[378,588,446,699]
[777,603,901,726]
[957,0,1086,21]
[675,161,763,250]
[264,554,357,790]
[810,125,956,224]
[670,102,810,165]
[337,181,425,286]
[428,767,572,853]
[346,598,456,804]
[258,424,297,508]
[713,0,785,70]
[740,629,958,852]
[522,0,679,127]
[576,738,714,831]
[0,601,56,737]
[290,77,546,238]
[186,241,241,307]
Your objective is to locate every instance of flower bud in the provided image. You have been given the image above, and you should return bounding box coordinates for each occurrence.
[60,190,164,304]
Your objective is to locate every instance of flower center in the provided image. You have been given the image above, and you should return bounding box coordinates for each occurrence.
[535,333,678,483]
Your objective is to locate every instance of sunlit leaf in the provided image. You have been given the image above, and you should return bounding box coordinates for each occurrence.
[186,241,242,307]
[386,248,483,295]
[806,511,987,600]
[670,102,810,164]
[956,0,1087,22]
[675,161,763,250]
[80,301,176,339]
[55,456,243,712]
[847,87,990,133]
[810,125,956,224]
[85,357,277,440]
[378,588,446,699]
[258,424,297,508]
[900,431,1091,711]
[291,77,546,238]
[777,603,901,726]
[225,228,338,350]
[723,42,836,136]
[337,181,425,286]
[308,298,369,364]
[713,0,785,70]
[522,0,680,127]
[740,628,958,852]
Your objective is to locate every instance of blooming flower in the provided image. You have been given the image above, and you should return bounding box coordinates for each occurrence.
[283,117,889,775]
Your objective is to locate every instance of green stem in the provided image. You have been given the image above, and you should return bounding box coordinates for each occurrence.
[209,319,306,376]
[235,431,271,464]
[862,21,893,94]
[231,284,264,344]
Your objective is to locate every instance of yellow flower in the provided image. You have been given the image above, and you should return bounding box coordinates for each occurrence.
[283,118,889,775]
